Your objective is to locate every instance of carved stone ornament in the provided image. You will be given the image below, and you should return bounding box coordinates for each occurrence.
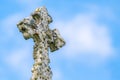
[17,6,65,80]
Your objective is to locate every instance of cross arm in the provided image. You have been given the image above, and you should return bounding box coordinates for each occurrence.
[48,29,65,52]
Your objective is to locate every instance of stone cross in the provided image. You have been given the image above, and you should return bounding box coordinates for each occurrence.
[17,6,65,80]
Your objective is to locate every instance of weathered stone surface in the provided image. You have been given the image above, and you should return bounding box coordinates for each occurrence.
[17,6,65,80]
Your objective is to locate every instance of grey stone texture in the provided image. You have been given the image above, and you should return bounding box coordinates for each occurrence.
[17,6,65,80]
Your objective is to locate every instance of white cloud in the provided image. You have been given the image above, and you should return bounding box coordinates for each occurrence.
[53,11,114,65]
[4,45,33,79]
[5,49,29,68]
[1,13,24,37]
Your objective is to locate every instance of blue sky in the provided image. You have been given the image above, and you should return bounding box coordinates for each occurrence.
[0,0,120,80]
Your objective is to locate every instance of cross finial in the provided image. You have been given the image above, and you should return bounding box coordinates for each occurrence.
[17,6,65,80]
